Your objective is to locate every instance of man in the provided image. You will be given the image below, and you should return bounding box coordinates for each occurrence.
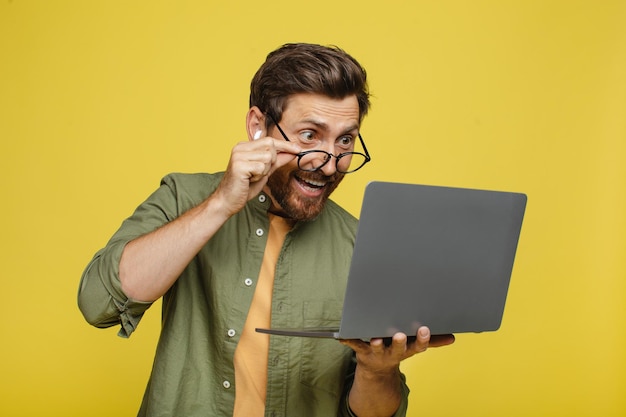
[78,43,454,417]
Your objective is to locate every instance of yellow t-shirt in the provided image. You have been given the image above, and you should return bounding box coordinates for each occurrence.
[233,214,292,417]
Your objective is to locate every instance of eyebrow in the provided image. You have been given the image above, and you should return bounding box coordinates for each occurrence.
[298,118,360,135]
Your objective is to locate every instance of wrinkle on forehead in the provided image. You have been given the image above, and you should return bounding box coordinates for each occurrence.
[282,93,360,131]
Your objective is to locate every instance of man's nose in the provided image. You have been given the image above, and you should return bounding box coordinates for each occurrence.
[318,141,338,176]
[318,156,337,176]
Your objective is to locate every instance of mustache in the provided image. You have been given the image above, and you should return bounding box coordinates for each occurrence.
[294,170,343,184]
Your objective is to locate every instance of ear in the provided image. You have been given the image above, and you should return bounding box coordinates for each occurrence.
[246,106,266,141]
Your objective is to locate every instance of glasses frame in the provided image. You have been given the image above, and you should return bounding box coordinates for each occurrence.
[267,115,371,174]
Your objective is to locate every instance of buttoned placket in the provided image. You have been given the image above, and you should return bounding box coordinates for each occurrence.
[224,193,270,398]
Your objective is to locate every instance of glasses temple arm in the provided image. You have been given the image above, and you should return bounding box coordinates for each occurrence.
[267,114,291,142]
[358,133,371,160]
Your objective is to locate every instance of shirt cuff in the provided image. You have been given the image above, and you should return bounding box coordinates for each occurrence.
[340,375,410,417]
[113,296,153,338]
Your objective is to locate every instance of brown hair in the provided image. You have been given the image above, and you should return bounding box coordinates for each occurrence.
[249,43,370,129]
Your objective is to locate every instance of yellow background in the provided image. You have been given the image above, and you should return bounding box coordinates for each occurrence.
[1,1,624,416]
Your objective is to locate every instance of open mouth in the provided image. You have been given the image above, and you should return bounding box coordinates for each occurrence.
[294,175,327,195]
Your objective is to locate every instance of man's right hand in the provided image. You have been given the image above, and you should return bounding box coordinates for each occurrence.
[213,136,302,217]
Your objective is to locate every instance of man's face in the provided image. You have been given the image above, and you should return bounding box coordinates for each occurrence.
[264,93,361,221]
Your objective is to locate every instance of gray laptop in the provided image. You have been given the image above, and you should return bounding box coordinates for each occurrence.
[256,181,527,340]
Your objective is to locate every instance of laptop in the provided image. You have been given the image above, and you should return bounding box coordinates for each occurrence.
[256,181,527,340]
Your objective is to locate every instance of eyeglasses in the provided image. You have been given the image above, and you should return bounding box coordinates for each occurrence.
[269,115,371,174]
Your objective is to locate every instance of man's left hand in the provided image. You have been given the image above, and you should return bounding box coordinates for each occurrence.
[339,327,455,417]
[340,326,455,374]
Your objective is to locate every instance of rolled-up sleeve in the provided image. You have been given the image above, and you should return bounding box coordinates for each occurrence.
[78,242,153,338]
[78,173,223,337]
[77,174,188,338]
[338,357,410,417]
[339,387,409,417]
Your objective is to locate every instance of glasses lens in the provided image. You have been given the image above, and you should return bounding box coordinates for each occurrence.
[297,151,369,173]
[337,152,368,173]
[297,151,332,172]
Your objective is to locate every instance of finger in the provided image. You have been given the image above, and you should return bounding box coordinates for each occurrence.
[240,138,300,176]
[229,149,273,179]
[339,338,371,354]
[368,337,387,354]
[250,137,302,156]
[236,137,300,158]
[409,327,430,354]
[230,147,276,181]
[387,333,408,356]
[271,138,302,155]
[271,151,299,173]
[248,161,272,182]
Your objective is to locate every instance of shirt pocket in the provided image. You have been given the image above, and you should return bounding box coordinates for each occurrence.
[298,300,352,397]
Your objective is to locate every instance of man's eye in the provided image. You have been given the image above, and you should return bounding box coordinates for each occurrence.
[338,136,354,147]
[299,131,315,142]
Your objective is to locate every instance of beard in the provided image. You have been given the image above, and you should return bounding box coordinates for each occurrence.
[265,165,345,222]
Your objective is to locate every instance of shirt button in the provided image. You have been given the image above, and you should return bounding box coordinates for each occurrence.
[258,194,267,203]
[227,329,236,338]
[244,278,253,287]
[256,228,264,237]
[223,380,231,389]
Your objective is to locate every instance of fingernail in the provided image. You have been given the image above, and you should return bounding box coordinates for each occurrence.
[419,327,430,338]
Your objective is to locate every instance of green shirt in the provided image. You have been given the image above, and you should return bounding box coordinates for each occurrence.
[78,172,409,417]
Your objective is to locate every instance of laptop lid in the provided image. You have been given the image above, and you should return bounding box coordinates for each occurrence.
[257,181,527,340]
[336,181,527,339]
